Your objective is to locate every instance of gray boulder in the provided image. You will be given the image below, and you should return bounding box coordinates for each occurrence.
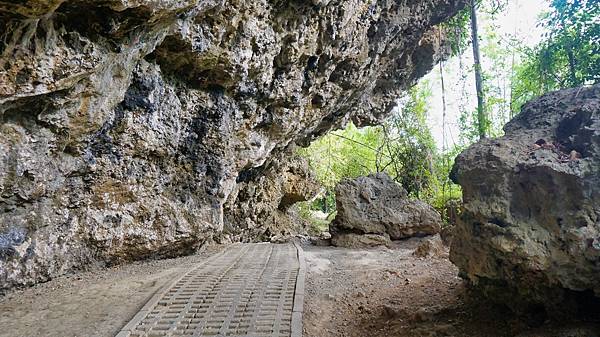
[450,85,600,314]
[331,232,392,248]
[330,173,442,247]
[413,234,446,258]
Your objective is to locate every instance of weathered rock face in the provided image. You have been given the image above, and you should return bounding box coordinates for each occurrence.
[450,85,600,314]
[223,153,320,242]
[330,173,442,247]
[0,0,465,290]
[332,232,392,248]
[412,234,446,258]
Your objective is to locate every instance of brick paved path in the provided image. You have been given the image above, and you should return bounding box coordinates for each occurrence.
[117,243,305,337]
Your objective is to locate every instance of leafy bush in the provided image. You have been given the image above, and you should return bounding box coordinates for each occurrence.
[298,83,462,224]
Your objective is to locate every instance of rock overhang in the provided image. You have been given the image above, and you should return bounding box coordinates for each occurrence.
[0,0,467,290]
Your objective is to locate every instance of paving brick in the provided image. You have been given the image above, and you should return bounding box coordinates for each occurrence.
[118,243,304,337]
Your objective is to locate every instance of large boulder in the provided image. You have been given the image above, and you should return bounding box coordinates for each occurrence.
[330,173,442,247]
[450,85,600,314]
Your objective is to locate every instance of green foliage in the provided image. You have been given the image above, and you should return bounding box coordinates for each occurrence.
[297,122,380,191]
[512,0,600,112]
[296,121,380,215]
[449,0,516,144]
[299,83,462,219]
[380,84,437,199]
[543,0,600,85]
[296,202,331,234]
[443,6,471,56]
[442,0,509,55]
[443,0,599,145]
[448,0,600,142]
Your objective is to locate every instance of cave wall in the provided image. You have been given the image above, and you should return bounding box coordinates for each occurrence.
[0,0,466,290]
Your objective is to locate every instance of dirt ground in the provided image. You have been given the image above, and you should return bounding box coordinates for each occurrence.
[1,239,598,337]
[302,238,600,337]
[0,246,223,337]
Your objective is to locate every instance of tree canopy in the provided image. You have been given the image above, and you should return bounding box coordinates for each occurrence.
[512,0,600,110]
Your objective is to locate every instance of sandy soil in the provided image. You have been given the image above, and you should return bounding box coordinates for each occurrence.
[302,238,600,337]
[0,246,223,337]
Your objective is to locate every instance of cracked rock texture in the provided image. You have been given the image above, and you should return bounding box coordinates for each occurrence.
[330,173,442,247]
[450,85,600,314]
[223,153,321,242]
[0,0,465,290]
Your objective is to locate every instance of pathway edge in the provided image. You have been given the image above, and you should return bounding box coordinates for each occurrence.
[292,240,306,337]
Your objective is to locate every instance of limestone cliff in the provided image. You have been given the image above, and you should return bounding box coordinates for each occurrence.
[0,0,465,290]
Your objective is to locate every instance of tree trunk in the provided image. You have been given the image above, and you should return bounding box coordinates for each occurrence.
[509,43,515,118]
[470,0,487,139]
[566,44,579,87]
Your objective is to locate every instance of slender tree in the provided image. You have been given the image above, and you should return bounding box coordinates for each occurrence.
[470,0,487,139]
